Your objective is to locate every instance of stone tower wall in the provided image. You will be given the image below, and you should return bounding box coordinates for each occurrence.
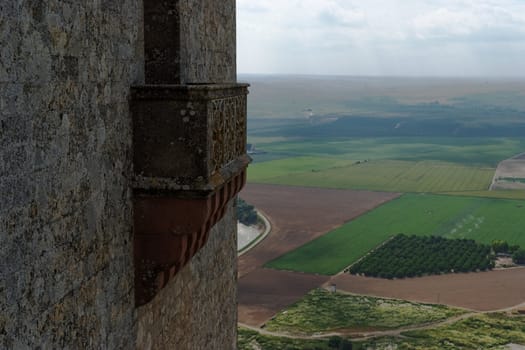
[144,0,236,84]
[135,0,240,348]
[0,1,143,347]
[178,0,237,83]
[0,0,240,349]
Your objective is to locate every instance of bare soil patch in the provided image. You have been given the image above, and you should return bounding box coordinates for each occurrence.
[491,153,525,190]
[238,184,400,277]
[331,268,525,311]
[238,268,329,326]
[495,256,517,268]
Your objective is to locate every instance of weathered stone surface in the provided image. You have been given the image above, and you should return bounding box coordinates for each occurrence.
[143,0,181,84]
[144,0,236,84]
[132,84,249,188]
[0,1,142,348]
[179,0,236,83]
[136,203,238,350]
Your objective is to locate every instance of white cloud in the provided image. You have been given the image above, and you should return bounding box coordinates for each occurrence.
[412,2,525,41]
[237,0,525,76]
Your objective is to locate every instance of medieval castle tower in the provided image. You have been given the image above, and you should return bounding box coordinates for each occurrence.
[1,1,246,348]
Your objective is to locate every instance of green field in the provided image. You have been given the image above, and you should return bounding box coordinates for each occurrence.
[359,313,525,350]
[248,137,525,167]
[249,158,495,193]
[239,313,525,350]
[265,289,465,335]
[265,194,525,275]
[247,137,525,194]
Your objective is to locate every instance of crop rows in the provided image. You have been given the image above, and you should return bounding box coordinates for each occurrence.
[349,234,494,279]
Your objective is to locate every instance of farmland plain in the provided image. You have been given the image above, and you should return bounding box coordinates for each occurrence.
[241,75,525,120]
[238,76,525,349]
[266,194,525,275]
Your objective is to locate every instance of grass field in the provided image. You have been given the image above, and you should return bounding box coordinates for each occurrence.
[247,137,525,195]
[265,289,465,335]
[359,313,525,350]
[265,194,525,275]
[239,313,525,350]
[248,137,525,167]
[249,158,495,193]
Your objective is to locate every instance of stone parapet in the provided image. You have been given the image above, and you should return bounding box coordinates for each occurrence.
[132,83,249,192]
[131,83,249,306]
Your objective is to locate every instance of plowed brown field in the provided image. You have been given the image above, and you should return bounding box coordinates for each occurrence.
[238,268,329,327]
[330,268,525,311]
[238,184,400,277]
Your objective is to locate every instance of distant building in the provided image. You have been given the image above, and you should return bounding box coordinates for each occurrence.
[247,143,267,155]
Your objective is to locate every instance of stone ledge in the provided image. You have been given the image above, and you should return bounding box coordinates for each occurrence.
[131,83,249,100]
[132,154,251,195]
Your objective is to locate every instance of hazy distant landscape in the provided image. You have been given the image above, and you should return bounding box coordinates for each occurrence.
[238,75,525,350]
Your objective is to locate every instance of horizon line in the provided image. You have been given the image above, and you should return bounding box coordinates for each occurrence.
[237,72,525,80]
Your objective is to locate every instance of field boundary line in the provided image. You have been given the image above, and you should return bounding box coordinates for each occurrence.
[337,235,396,275]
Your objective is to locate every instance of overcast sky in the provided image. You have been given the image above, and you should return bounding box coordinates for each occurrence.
[237,0,525,77]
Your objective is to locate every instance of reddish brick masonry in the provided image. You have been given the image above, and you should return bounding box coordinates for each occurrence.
[134,171,246,306]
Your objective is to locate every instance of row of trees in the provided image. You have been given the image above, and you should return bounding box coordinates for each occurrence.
[349,234,495,279]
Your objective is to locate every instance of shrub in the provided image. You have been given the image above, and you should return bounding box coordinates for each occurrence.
[237,198,258,226]
[512,249,525,264]
[492,240,509,254]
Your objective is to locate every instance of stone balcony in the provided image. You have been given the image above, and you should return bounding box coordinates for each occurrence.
[131,83,249,306]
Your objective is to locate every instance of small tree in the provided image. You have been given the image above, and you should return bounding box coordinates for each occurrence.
[237,198,258,226]
[509,245,521,254]
[492,240,509,254]
[328,336,342,348]
[512,249,525,264]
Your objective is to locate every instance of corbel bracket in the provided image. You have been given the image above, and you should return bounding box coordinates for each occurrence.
[131,84,249,306]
